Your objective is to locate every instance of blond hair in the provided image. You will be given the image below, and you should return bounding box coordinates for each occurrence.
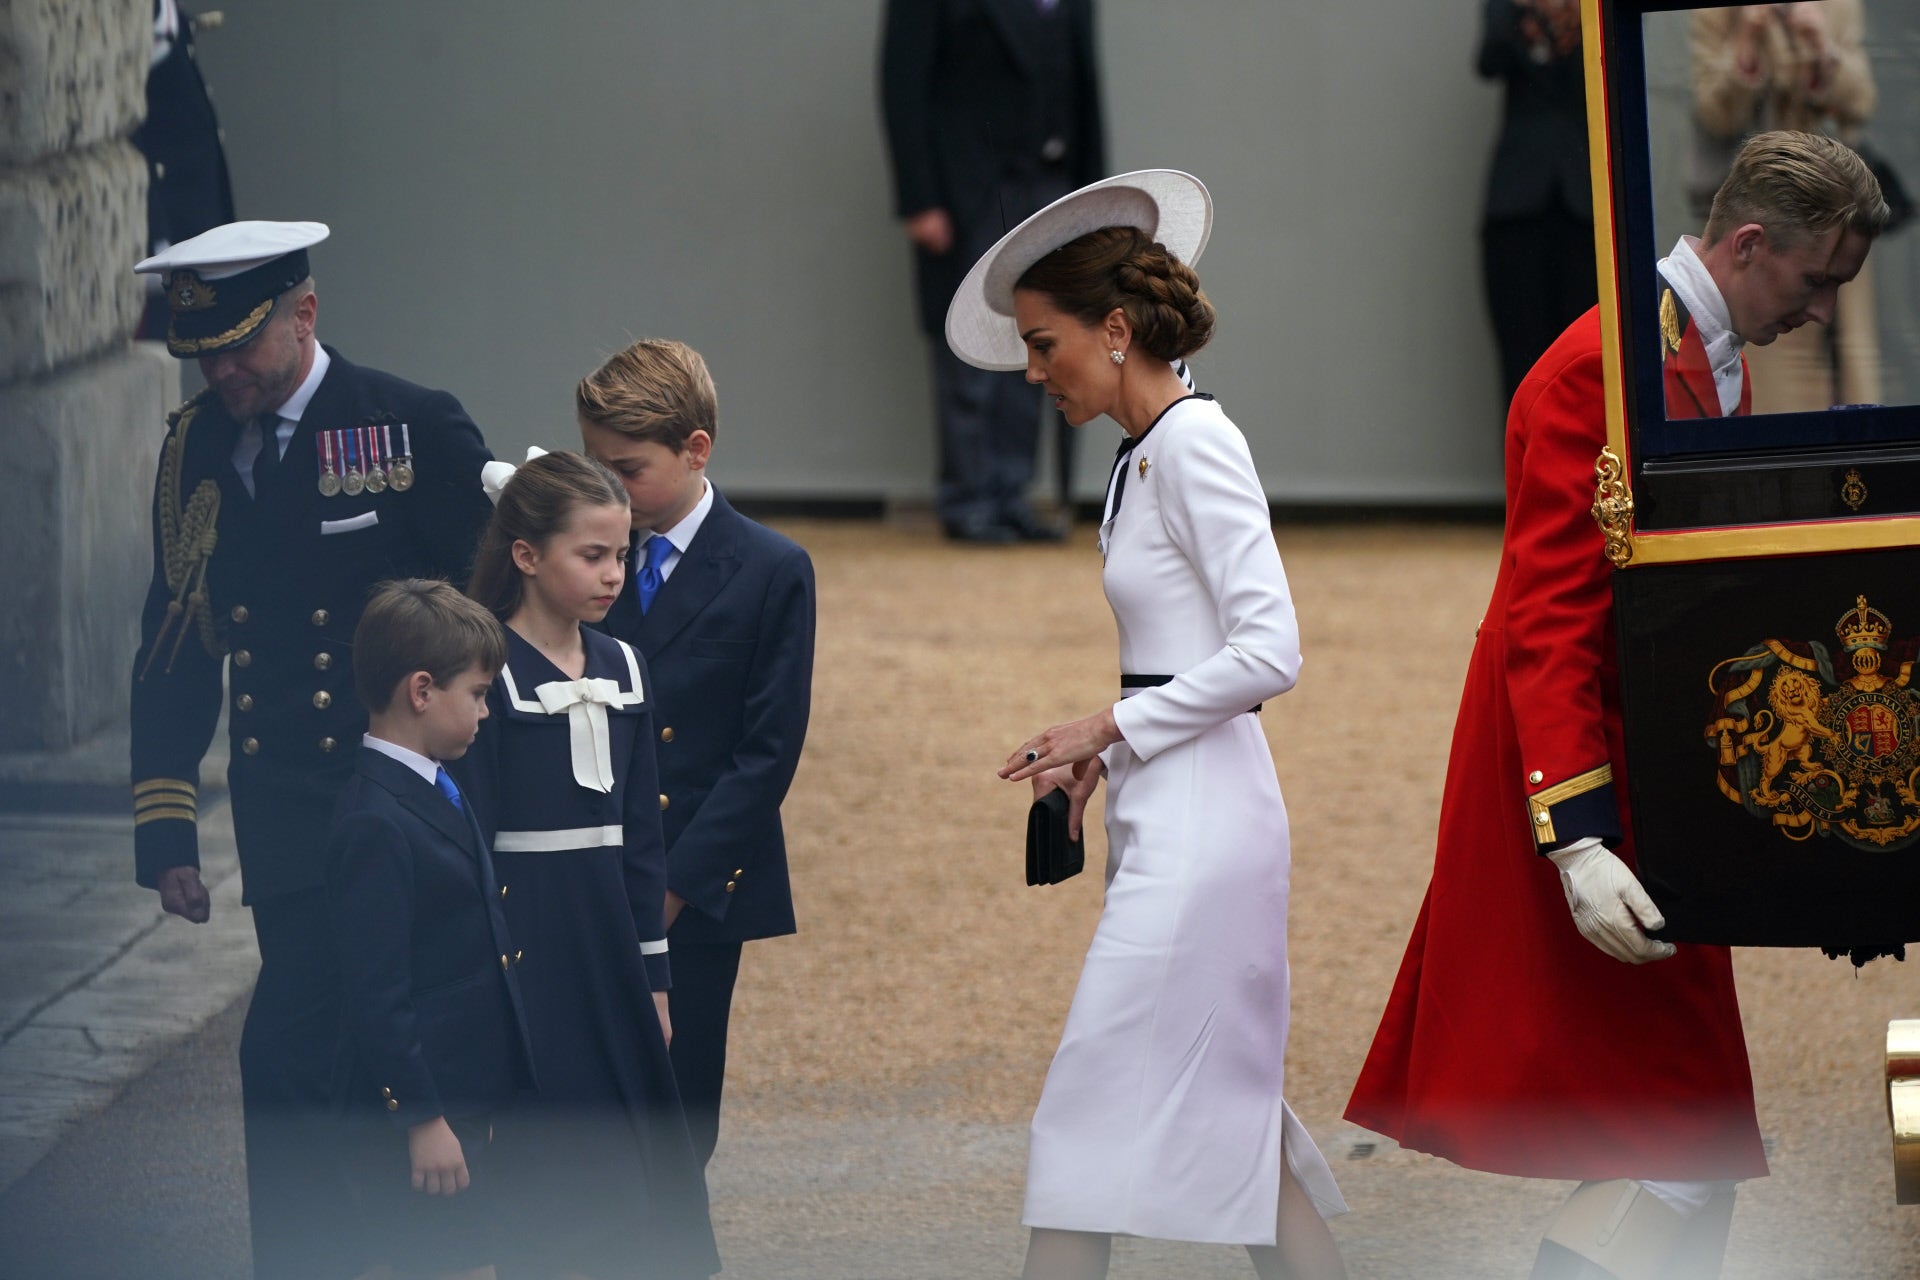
[1704,130,1889,247]
[575,338,718,451]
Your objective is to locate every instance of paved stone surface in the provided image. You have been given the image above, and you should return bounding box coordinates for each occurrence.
[0,800,253,1192]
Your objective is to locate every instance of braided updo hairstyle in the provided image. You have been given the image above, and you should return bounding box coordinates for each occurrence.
[1015,226,1215,361]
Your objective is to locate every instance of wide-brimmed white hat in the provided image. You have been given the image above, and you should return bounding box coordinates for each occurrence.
[945,169,1212,371]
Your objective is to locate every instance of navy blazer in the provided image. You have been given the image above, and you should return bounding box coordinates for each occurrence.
[326,747,534,1130]
[601,490,814,946]
[131,346,494,903]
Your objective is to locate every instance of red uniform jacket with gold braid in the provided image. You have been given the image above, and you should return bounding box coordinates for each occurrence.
[1660,274,1752,419]
[1346,306,1767,1180]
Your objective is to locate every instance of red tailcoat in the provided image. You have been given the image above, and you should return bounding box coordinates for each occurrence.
[1662,282,1753,419]
[1345,307,1767,1181]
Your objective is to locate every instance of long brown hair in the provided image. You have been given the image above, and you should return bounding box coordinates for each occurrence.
[467,451,628,620]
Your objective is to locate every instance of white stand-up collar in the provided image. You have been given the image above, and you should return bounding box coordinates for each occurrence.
[1658,236,1744,416]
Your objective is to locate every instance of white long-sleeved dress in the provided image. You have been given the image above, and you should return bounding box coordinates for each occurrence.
[1022,394,1347,1245]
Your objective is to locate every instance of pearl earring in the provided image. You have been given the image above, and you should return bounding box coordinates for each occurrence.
[1109,350,1126,365]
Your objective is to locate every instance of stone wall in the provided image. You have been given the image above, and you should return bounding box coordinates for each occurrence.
[0,0,178,753]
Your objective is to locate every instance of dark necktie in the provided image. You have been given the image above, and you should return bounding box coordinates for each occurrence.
[638,535,675,614]
[251,415,282,493]
[434,766,464,813]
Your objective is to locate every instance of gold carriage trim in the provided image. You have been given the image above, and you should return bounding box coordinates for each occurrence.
[167,298,274,355]
[1526,764,1614,846]
[1591,447,1634,568]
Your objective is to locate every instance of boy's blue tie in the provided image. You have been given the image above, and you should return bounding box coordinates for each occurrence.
[434,767,464,812]
[637,535,674,614]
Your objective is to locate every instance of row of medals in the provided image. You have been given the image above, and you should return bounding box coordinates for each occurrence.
[318,424,415,497]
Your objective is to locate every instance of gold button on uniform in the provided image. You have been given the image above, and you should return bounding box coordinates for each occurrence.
[1528,770,1544,785]
[724,880,737,893]
[381,1087,393,1099]
[232,649,251,667]
[235,694,253,712]
[499,884,508,899]
[311,609,330,627]
[500,954,510,971]
[660,726,675,743]
[230,605,249,623]
[659,794,670,810]
[312,690,332,710]
[241,737,260,755]
[313,652,332,671]
[319,737,337,753]
[514,950,523,964]
[1535,812,1550,826]
[386,1099,399,1112]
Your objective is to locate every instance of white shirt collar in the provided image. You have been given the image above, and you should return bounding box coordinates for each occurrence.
[272,344,331,425]
[1658,236,1745,415]
[657,477,714,554]
[362,733,440,787]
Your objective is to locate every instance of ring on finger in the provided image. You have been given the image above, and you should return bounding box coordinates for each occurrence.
[1025,750,1040,762]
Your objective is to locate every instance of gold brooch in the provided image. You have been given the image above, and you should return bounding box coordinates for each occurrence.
[1138,457,1150,479]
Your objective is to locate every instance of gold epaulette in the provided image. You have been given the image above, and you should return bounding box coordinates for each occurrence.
[133,777,198,827]
[139,392,225,680]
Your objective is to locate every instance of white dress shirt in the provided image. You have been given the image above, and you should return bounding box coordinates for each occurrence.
[361,733,440,786]
[641,476,715,583]
[233,345,332,494]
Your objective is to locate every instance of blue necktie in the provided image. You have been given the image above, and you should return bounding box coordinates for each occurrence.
[434,767,464,813]
[637,535,674,614]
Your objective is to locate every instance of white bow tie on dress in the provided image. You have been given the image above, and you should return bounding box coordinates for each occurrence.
[534,676,622,792]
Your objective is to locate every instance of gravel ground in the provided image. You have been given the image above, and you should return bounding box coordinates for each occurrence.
[704,518,1920,1278]
[6,518,1920,1279]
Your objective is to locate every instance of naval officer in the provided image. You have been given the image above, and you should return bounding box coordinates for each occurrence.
[129,220,495,1278]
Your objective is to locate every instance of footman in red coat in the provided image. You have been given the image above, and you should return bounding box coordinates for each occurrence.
[1347,132,1886,1280]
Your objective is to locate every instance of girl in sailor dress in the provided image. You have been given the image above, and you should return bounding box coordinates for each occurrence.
[457,450,717,1280]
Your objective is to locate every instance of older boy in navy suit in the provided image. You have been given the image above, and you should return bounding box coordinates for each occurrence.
[579,339,815,1167]
[327,579,533,1278]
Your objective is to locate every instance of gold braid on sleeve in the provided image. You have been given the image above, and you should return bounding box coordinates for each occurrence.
[139,395,225,681]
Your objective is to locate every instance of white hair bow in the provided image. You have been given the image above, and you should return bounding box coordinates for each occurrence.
[534,676,623,792]
[480,445,551,503]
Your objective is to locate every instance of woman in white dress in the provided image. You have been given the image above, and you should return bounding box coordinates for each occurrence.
[947,172,1348,1280]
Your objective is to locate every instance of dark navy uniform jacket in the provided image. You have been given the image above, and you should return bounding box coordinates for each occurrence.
[327,747,534,1129]
[602,490,815,945]
[131,348,493,903]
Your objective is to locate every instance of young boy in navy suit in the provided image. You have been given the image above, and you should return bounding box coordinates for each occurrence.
[578,339,816,1168]
[326,579,532,1279]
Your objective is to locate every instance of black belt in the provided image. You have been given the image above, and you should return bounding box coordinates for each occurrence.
[1120,673,1261,715]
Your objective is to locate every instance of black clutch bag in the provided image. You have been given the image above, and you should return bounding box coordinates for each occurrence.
[1026,789,1084,886]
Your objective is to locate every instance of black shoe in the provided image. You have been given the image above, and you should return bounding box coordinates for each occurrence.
[1003,510,1068,543]
[943,516,1019,545]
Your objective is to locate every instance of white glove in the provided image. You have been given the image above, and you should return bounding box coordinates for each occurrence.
[1547,836,1677,965]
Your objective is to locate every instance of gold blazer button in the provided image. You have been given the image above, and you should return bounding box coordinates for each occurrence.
[1528,770,1544,785]
[311,609,330,627]
[235,694,253,712]
[312,690,332,710]
[660,726,675,743]
[230,605,249,623]
[314,652,332,671]
[659,794,670,810]
[318,737,337,753]
[232,649,251,667]
[241,737,260,755]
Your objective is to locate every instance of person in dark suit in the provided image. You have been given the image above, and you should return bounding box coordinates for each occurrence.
[1476,0,1596,405]
[129,221,495,1279]
[881,0,1105,542]
[327,579,532,1279]
[578,339,815,1170]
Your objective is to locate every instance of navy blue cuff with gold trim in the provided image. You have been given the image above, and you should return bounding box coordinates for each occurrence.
[1526,765,1623,852]
[133,779,200,887]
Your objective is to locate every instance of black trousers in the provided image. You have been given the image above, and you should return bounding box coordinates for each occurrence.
[242,888,350,1280]
[1482,203,1597,406]
[665,942,743,1168]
